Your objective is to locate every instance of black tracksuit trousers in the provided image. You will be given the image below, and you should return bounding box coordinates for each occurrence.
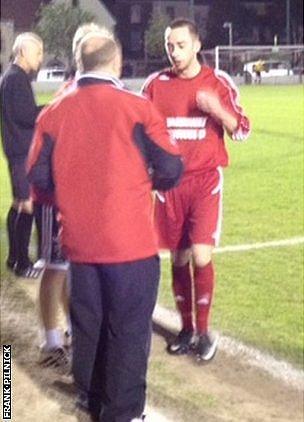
[70,255,160,422]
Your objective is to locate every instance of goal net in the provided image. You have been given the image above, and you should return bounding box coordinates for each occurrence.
[201,45,304,83]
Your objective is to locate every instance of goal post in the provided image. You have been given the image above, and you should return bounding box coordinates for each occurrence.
[202,45,304,83]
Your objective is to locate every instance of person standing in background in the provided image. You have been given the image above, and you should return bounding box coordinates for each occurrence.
[253,58,265,84]
[0,32,44,278]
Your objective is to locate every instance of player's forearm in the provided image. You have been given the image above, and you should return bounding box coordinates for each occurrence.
[196,91,238,136]
[212,106,238,136]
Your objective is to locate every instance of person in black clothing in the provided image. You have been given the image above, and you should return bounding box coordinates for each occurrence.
[0,32,44,278]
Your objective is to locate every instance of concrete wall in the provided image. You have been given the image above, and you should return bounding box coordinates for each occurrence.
[121,76,304,91]
[31,78,146,94]
[252,75,303,85]
[32,81,63,93]
[32,75,303,95]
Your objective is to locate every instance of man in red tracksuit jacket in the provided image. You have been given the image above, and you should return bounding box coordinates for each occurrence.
[27,33,183,422]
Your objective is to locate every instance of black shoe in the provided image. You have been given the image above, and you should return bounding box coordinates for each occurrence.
[63,330,72,350]
[167,329,194,355]
[195,332,219,362]
[75,394,100,422]
[6,259,16,271]
[14,263,41,279]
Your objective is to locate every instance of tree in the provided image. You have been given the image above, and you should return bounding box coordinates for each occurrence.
[144,9,170,59]
[35,3,94,66]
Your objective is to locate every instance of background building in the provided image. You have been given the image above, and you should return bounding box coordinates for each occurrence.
[0,0,115,71]
[103,0,210,60]
[1,0,303,74]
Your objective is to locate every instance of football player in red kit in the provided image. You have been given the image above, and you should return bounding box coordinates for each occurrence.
[142,18,250,361]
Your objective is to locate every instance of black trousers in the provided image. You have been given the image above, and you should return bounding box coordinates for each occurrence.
[70,256,160,422]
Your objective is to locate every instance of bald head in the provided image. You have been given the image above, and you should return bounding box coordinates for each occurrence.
[78,33,122,77]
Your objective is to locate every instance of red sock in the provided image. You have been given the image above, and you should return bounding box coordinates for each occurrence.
[194,262,215,335]
[172,263,193,332]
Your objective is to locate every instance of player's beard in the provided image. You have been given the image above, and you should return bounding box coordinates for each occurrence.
[172,56,196,77]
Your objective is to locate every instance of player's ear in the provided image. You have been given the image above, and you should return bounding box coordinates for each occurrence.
[194,38,201,54]
[113,46,123,78]
[19,43,27,59]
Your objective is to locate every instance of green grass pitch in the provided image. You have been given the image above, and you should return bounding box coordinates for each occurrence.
[0,85,303,367]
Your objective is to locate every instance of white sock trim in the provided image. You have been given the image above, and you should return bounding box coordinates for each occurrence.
[45,328,63,350]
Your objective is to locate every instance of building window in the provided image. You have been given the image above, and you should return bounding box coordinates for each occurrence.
[166,7,175,20]
[131,4,141,24]
[130,30,142,52]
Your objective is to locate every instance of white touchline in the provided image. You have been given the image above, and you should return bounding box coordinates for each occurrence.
[153,305,304,391]
[145,406,172,422]
[159,236,304,258]
[215,236,304,253]
[157,236,304,390]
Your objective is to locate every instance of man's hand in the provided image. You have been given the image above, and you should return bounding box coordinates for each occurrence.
[14,198,33,214]
[196,91,222,115]
[196,90,238,136]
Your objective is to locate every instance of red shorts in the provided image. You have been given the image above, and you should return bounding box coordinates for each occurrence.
[37,204,69,271]
[154,167,223,250]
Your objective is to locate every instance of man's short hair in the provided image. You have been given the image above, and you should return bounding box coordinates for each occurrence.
[12,32,43,58]
[166,18,200,39]
[79,33,118,72]
[72,23,114,55]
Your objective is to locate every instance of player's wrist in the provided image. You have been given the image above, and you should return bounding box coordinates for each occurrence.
[218,109,238,134]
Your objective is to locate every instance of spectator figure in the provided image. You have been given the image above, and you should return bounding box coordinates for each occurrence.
[28,32,183,421]
[253,58,265,84]
[142,18,250,362]
[0,32,44,278]
[55,23,114,97]
[35,199,71,373]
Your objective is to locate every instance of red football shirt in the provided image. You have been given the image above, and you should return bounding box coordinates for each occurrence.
[142,65,250,178]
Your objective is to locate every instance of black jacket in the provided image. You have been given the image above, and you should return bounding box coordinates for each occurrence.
[0,64,43,162]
